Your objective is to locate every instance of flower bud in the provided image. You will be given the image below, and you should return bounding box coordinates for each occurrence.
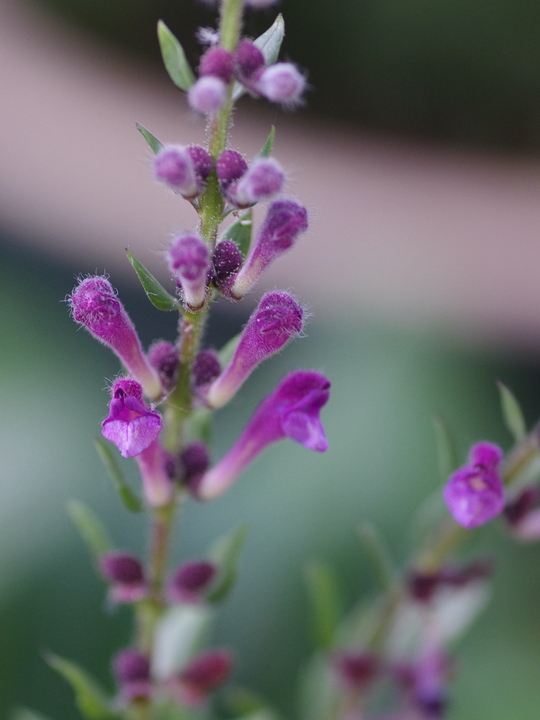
[167,560,217,603]
[216,150,249,198]
[113,649,151,700]
[192,349,222,389]
[235,40,265,87]
[212,239,243,295]
[100,552,148,603]
[443,442,505,529]
[148,341,179,391]
[69,276,162,399]
[227,157,284,208]
[170,650,233,707]
[206,291,304,409]
[168,234,211,310]
[257,63,306,106]
[180,441,210,494]
[188,76,227,114]
[231,198,308,297]
[102,378,162,458]
[332,651,379,692]
[154,145,198,198]
[198,371,330,499]
[199,47,235,83]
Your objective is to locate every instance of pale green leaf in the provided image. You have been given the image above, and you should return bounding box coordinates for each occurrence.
[126,250,178,311]
[304,560,341,649]
[67,500,113,563]
[432,413,459,482]
[94,437,143,513]
[498,381,527,444]
[136,122,164,154]
[157,21,195,91]
[46,654,116,720]
[207,525,248,603]
[357,522,396,591]
[258,127,275,157]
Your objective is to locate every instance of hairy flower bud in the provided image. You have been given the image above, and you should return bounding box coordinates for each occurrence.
[192,349,222,388]
[188,76,227,114]
[257,63,306,106]
[212,239,243,295]
[199,371,330,499]
[113,649,151,700]
[227,157,284,208]
[167,560,217,603]
[180,441,211,494]
[207,291,304,408]
[199,47,235,83]
[168,233,211,310]
[232,199,308,297]
[69,276,161,399]
[100,552,148,603]
[169,650,233,707]
[235,40,265,86]
[216,150,249,199]
[148,341,179,391]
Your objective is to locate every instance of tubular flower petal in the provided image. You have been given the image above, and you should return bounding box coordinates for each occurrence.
[198,371,330,500]
[168,233,211,310]
[102,379,162,458]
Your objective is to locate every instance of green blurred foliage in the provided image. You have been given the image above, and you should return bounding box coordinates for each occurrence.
[36,0,540,152]
[3,234,540,718]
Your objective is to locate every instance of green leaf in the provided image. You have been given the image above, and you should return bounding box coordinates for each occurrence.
[498,381,527,444]
[432,413,459,482]
[304,560,341,650]
[94,437,143,513]
[232,15,285,100]
[46,654,116,720]
[136,122,164,155]
[218,332,242,368]
[258,127,275,158]
[125,250,178,311]
[157,21,195,91]
[10,709,53,720]
[220,210,253,258]
[356,523,396,592]
[67,500,113,563]
[207,525,248,603]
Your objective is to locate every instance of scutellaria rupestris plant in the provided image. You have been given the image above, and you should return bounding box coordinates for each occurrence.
[40,0,540,718]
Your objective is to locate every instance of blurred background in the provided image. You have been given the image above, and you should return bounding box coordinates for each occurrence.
[3,0,540,718]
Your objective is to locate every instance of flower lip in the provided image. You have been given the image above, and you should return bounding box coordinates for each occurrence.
[102,380,162,458]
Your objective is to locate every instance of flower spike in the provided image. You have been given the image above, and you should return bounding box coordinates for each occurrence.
[198,370,330,500]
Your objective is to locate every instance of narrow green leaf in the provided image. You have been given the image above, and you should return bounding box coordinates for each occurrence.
[94,437,143,513]
[258,127,275,158]
[304,560,341,650]
[67,500,113,562]
[432,413,459,482]
[232,15,285,100]
[157,21,195,91]
[498,381,527,444]
[218,332,242,368]
[207,525,248,603]
[220,210,253,258]
[46,654,116,720]
[136,122,164,155]
[125,250,178,311]
[356,523,396,592]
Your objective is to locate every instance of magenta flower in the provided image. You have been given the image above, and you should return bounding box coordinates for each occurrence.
[167,233,211,310]
[166,560,217,603]
[256,63,306,106]
[69,276,162,399]
[206,291,304,409]
[198,370,330,500]
[100,552,148,603]
[113,648,151,701]
[102,379,162,458]
[168,650,233,707]
[231,198,308,298]
[443,442,505,529]
[188,76,227,114]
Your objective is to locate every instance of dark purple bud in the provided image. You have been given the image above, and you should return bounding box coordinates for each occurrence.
[192,349,222,388]
[102,378,162,458]
[168,233,210,310]
[443,442,505,528]
[188,76,227,114]
[212,240,243,294]
[441,558,494,587]
[207,291,304,408]
[199,47,235,83]
[186,145,213,185]
[235,40,265,87]
[231,198,308,297]
[256,63,306,106]
[228,158,284,208]
[167,560,217,603]
[113,649,151,700]
[100,552,148,603]
[173,650,233,707]
[333,651,379,691]
[69,277,161,399]
[199,371,330,499]
[504,486,538,526]
[216,150,248,198]
[180,441,210,494]
[148,341,179,391]
[407,570,442,603]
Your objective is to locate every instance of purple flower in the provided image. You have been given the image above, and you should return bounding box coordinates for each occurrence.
[227,157,285,208]
[256,63,306,106]
[231,198,308,298]
[153,145,212,199]
[100,552,148,603]
[166,560,217,603]
[199,47,235,83]
[136,439,173,507]
[198,370,330,499]
[113,648,151,701]
[102,378,162,458]
[168,650,233,707]
[69,277,162,399]
[206,291,304,409]
[168,233,211,310]
[188,76,227,114]
[443,442,505,529]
